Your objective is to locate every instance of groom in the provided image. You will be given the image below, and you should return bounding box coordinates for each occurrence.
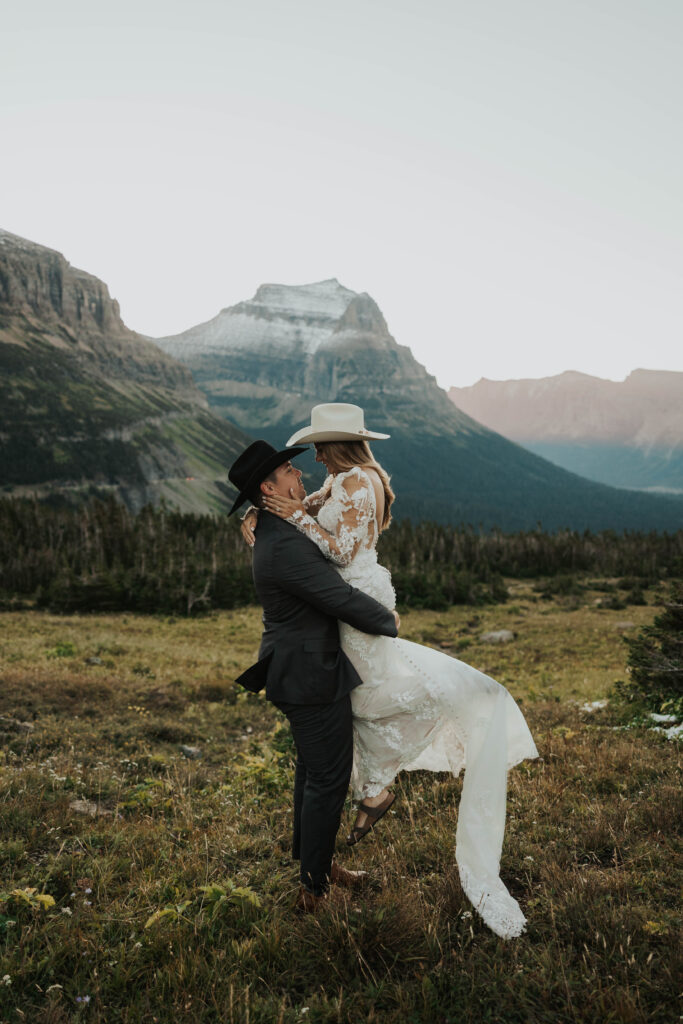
[229,440,399,911]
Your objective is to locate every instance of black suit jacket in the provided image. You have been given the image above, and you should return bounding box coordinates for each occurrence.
[235,511,398,704]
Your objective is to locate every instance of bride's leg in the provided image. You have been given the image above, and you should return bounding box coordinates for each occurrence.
[361,788,390,808]
[349,696,400,842]
[346,786,396,845]
[351,786,391,830]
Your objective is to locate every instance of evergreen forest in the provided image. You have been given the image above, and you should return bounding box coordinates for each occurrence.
[1,497,681,615]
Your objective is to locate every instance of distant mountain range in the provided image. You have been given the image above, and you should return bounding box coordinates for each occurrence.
[156,280,683,530]
[4,229,681,531]
[0,230,249,512]
[449,370,683,494]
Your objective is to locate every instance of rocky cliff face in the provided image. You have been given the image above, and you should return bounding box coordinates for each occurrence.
[156,281,683,529]
[449,370,683,491]
[158,280,473,436]
[0,230,123,335]
[0,230,249,512]
[0,230,195,391]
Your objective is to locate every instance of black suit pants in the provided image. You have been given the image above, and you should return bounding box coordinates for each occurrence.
[274,693,353,895]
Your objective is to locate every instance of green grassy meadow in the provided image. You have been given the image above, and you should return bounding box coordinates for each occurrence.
[0,582,680,1023]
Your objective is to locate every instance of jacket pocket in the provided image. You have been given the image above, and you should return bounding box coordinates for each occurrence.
[303,638,339,653]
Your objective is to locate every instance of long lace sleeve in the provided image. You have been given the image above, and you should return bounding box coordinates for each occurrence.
[303,476,333,516]
[289,468,375,567]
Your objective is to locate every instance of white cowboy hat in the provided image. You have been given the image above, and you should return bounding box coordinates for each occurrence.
[286,403,390,446]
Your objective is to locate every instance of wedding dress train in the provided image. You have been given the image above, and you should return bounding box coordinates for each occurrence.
[290,467,539,939]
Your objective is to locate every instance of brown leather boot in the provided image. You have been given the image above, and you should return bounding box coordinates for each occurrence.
[329,860,370,889]
[294,886,328,914]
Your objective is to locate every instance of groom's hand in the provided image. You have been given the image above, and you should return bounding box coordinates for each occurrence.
[393,611,400,632]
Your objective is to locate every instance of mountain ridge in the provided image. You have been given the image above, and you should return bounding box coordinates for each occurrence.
[156,281,683,530]
[449,370,683,491]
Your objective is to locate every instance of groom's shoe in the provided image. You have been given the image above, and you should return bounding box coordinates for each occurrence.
[329,860,369,890]
[294,886,328,914]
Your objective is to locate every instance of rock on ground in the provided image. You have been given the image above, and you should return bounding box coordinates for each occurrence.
[480,629,515,644]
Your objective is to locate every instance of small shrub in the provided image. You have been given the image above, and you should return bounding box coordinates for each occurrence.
[132,663,155,678]
[592,581,617,593]
[46,641,77,659]
[534,575,583,599]
[614,582,683,716]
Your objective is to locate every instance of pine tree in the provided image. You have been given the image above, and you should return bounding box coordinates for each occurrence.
[617,582,683,716]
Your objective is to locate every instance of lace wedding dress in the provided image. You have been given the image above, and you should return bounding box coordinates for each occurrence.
[289,467,539,939]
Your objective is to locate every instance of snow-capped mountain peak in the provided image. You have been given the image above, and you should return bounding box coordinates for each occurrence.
[157,279,360,359]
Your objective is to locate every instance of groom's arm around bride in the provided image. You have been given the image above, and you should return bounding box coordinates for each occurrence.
[229,441,398,909]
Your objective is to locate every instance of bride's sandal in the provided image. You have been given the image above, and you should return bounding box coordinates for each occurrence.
[346,792,396,846]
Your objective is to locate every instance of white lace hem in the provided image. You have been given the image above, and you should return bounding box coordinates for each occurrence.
[458,864,527,939]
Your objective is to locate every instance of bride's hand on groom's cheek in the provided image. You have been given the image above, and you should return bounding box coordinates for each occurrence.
[263,494,306,519]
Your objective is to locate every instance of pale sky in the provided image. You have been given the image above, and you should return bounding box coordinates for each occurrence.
[3,0,681,388]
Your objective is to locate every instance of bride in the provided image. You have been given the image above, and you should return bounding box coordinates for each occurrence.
[241,403,538,939]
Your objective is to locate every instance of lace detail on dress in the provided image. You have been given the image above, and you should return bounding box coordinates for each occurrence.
[289,468,377,567]
[303,477,333,516]
[288,462,538,940]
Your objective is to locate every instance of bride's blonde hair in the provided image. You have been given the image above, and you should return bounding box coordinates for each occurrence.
[316,440,394,530]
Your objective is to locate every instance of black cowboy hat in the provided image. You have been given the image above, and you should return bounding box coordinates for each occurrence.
[227,440,308,516]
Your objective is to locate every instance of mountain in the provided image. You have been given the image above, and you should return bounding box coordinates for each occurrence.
[0,229,250,513]
[156,280,683,530]
[449,371,683,493]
